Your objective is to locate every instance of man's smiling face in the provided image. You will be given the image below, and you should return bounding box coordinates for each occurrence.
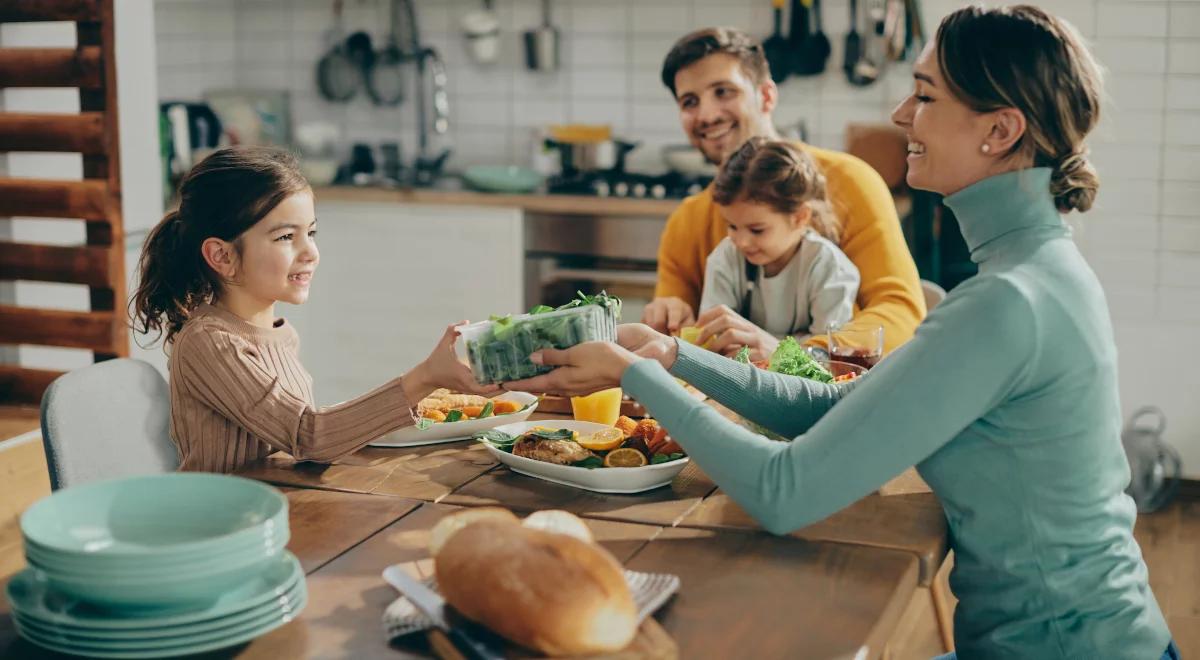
[673,53,778,165]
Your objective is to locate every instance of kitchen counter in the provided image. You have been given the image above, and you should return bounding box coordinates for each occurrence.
[314,185,681,218]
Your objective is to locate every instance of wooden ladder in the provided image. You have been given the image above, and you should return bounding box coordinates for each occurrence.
[0,0,127,405]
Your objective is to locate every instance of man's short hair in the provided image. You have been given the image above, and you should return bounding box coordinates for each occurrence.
[660,27,771,97]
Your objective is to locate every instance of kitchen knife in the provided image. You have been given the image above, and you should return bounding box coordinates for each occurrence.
[382,565,506,660]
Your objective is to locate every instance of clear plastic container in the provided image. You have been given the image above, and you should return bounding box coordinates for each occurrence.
[462,305,617,385]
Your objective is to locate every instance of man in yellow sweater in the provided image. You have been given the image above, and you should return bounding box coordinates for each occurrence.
[645,28,924,354]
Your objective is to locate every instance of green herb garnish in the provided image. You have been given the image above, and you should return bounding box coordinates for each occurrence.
[651,452,686,464]
[474,429,517,451]
[528,427,576,441]
[478,401,494,418]
[444,410,464,423]
[573,456,604,469]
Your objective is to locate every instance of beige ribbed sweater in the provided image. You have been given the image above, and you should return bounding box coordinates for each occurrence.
[168,304,414,472]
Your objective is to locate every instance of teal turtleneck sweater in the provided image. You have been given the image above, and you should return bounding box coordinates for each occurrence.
[623,169,1169,658]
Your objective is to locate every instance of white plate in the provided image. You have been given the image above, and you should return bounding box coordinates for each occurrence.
[480,420,690,494]
[370,392,539,448]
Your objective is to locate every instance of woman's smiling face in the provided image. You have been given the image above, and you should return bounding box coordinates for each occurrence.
[891,42,998,197]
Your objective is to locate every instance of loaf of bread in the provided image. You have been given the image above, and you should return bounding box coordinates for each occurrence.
[431,509,637,656]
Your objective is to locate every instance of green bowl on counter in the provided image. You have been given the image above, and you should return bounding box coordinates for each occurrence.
[462,165,543,194]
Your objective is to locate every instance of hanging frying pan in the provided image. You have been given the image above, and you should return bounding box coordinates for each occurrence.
[367,0,407,106]
[763,0,790,83]
[316,0,359,102]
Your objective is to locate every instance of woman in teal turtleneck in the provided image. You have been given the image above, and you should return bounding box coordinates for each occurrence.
[506,6,1175,659]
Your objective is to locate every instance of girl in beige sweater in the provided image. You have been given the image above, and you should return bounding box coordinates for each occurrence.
[131,147,495,472]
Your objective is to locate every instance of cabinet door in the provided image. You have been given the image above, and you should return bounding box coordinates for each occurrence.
[284,201,523,405]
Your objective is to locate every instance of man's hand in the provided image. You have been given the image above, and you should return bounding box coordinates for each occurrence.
[641,296,696,334]
[695,305,780,361]
[502,342,639,397]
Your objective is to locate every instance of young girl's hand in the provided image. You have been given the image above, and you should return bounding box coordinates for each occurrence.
[403,323,500,403]
[696,305,780,361]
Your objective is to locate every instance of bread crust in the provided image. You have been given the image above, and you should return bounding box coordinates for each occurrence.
[434,520,637,655]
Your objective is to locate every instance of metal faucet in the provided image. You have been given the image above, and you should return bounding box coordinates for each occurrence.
[393,0,451,186]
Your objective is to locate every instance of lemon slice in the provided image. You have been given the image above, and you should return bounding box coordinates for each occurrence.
[604,447,648,468]
[577,427,625,451]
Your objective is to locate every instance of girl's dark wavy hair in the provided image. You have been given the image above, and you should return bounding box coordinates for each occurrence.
[129,146,309,344]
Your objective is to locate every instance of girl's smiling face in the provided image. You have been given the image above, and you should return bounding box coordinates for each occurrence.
[205,190,320,318]
[235,190,319,307]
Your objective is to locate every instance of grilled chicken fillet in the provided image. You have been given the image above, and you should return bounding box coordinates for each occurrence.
[513,437,595,465]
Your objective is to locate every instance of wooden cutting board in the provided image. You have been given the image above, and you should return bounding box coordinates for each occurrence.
[533,386,706,419]
[427,616,677,660]
[534,394,648,418]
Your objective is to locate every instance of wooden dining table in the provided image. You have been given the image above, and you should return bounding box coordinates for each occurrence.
[0,410,953,659]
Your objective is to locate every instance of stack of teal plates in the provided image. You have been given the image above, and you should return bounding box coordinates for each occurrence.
[7,473,304,658]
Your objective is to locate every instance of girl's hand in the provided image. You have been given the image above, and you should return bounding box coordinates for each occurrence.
[695,305,780,362]
[502,341,639,397]
[617,323,679,370]
[404,322,500,403]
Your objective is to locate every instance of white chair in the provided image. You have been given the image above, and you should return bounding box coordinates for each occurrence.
[921,279,947,312]
[40,358,178,490]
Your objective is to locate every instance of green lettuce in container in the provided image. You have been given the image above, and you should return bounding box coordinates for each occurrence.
[463,292,621,385]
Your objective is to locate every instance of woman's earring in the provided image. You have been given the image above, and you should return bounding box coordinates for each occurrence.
[981,144,991,154]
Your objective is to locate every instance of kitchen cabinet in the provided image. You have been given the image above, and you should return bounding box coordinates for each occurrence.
[283,200,523,406]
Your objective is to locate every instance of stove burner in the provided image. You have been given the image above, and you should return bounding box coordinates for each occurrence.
[546,171,712,200]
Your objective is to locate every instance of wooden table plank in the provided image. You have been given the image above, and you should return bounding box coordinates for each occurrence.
[237,442,498,501]
[235,502,664,660]
[621,526,919,660]
[679,490,948,586]
[282,488,422,574]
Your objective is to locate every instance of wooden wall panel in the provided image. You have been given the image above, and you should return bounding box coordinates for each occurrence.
[0,112,105,154]
[0,47,103,88]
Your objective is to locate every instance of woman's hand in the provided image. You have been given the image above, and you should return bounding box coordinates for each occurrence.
[617,323,679,370]
[696,305,780,361]
[502,341,640,397]
[403,322,500,403]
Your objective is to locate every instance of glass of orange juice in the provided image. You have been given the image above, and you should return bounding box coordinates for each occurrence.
[570,387,623,426]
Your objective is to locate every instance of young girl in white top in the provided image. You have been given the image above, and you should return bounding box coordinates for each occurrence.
[697,138,859,360]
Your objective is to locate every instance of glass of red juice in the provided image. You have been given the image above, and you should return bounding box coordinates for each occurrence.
[827,324,884,369]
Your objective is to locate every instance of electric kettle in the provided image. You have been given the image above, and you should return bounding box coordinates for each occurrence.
[1121,406,1182,513]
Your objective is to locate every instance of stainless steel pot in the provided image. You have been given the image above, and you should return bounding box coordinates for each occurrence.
[544,138,637,176]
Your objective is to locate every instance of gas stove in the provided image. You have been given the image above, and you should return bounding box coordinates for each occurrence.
[546,171,712,200]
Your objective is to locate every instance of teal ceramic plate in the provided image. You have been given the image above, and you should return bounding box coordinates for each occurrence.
[14,588,304,659]
[21,473,287,557]
[6,552,301,630]
[462,165,543,193]
[15,580,304,649]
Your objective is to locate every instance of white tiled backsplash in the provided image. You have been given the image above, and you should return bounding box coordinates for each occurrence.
[152,0,1200,473]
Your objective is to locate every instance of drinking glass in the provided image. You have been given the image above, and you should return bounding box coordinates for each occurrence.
[827,323,884,369]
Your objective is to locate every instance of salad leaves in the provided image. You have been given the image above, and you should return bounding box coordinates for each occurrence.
[467,291,622,384]
[768,337,834,383]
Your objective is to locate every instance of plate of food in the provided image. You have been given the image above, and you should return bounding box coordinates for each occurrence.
[475,418,689,493]
[369,390,539,447]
